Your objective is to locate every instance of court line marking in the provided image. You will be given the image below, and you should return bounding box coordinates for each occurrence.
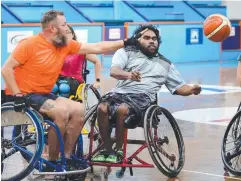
[182,169,241,180]
[172,107,238,126]
[159,84,241,95]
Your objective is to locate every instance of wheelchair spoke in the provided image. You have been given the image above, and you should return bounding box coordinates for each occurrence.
[228,149,241,160]
[225,146,238,153]
[222,109,241,176]
[152,114,180,168]
[144,105,185,177]
[230,155,241,172]
[1,112,42,181]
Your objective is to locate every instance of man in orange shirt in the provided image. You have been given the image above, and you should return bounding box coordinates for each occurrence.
[1,10,144,171]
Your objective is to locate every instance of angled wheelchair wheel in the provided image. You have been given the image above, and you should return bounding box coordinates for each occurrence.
[237,102,241,111]
[144,105,185,178]
[221,109,241,176]
[73,85,101,160]
[82,84,101,112]
[80,105,103,160]
[1,103,44,181]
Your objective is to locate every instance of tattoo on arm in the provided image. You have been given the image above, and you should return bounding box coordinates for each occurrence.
[41,102,55,110]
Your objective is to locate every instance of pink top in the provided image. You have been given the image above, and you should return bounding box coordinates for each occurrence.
[60,54,86,83]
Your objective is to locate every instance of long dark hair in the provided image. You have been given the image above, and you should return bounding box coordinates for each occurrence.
[133,24,162,46]
[67,24,77,41]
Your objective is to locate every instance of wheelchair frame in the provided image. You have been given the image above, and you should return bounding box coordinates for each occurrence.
[82,104,185,178]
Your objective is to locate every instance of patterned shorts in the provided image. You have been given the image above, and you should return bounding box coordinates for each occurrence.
[99,92,153,127]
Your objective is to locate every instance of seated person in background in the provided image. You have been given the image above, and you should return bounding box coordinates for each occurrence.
[93,25,202,163]
[52,25,101,99]
[237,54,241,86]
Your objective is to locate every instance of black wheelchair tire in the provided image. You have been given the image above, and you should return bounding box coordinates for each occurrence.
[1,104,44,181]
[221,110,241,176]
[144,105,185,178]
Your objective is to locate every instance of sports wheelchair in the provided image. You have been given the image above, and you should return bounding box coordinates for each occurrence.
[82,94,185,179]
[221,102,241,176]
[1,84,100,181]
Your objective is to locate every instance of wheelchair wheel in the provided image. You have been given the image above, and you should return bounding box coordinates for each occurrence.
[221,110,241,176]
[237,102,241,111]
[82,84,101,112]
[80,105,103,159]
[144,105,185,178]
[1,103,44,181]
[73,85,101,160]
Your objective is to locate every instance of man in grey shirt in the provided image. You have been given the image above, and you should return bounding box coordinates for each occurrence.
[93,25,201,163]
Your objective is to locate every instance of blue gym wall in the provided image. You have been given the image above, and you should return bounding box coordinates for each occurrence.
[103,22,223,68]
[129,23,220,63]
[1,24,103,87]
[1,0,241,71]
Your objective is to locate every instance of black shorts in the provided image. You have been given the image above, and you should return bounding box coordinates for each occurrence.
[5,93,58,111]
[99,92,152,127]
[24,93,58,111]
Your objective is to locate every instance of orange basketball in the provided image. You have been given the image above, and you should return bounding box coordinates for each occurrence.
[203,14,231,42]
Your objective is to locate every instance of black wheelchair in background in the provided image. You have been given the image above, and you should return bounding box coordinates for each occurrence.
[221,102,241,176]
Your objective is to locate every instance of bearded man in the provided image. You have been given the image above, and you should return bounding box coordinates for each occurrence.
[1,10,144,171]
[93,25,202,163]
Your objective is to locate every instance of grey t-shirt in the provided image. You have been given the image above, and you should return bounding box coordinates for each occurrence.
[110,46,185,101]
[238,53,241,61]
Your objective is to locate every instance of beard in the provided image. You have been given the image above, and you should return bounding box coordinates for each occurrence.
[52,30,68,48]
[137,42,159,58]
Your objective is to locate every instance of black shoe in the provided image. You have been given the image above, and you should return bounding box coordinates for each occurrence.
[42,161,56,172]
[66,158,77,171]
[66,172,87,181]
[66,158,89,170]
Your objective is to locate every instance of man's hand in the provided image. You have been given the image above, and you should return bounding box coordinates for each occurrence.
[175,84,201,96]
[123,29,148,47]
[128,72,141,82]
[191,84,202,95]
[13,93,26,112]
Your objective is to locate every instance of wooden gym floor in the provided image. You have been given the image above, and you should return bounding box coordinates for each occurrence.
[3,61,241,181]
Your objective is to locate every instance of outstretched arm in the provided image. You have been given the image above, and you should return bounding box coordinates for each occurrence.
[78,29,148,55]
[79,41,124,55]
[165,64,201,96]
[175,84,201,96]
